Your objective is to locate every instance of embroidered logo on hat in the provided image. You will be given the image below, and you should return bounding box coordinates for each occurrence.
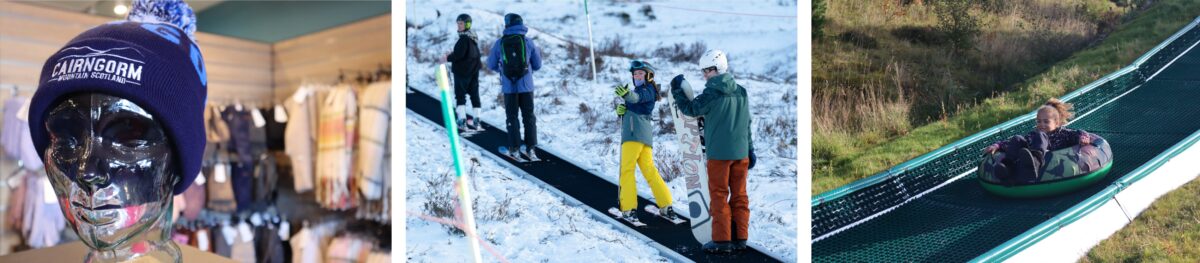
[47,46,146,86]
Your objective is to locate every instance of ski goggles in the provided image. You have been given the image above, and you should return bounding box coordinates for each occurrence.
[629,60,652,73]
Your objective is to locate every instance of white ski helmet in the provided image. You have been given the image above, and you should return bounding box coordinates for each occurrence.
[698,49,728,74]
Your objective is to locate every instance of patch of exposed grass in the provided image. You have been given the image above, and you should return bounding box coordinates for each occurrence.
[1083,176,1200,262]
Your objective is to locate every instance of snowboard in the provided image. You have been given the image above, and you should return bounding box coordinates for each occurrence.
[608,207,647,227]
[644,205,686,225]
[668,77,713,244]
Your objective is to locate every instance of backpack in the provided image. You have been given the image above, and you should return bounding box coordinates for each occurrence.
[500,34,528,83]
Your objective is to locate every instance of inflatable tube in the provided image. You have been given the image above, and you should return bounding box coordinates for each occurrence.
[978,134,1114,198]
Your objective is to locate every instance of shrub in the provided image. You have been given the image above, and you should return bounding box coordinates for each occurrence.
[653,42,707,63]
[934,0,982,52]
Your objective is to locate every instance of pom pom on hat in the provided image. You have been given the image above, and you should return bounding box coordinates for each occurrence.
[126,0,197,41]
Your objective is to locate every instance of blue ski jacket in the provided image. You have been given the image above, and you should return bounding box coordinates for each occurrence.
[486,25,542,94]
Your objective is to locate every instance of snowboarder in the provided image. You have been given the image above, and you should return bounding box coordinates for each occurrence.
[487,13,543,161]
[613,60,680,225]
[670,49,757,254]
[444,13,483,132]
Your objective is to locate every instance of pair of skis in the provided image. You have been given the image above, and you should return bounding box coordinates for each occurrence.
[497,146,542,163]
[458,118,484,137]
[607,205,687,227]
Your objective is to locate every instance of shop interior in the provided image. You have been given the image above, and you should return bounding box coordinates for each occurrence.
[0,1,392,262]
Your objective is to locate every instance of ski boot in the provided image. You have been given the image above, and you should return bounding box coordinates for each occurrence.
[621,210,642,225]
[702,241,733,254]
[520,145,540,162]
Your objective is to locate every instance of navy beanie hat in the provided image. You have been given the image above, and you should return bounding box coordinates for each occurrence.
[505,13,523,28]
[28,1,207,195]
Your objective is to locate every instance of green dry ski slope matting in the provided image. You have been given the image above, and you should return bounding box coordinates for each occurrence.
[812,16,1200,262]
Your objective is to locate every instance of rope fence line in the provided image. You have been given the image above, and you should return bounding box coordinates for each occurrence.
[406,208,511,263]
[647,3,797,18]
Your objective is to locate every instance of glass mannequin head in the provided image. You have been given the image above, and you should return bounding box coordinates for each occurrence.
[42,92,180,261]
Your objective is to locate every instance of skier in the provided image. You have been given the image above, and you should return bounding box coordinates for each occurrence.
[613,60,679,224]
[444,13,483,132]
[670,49,757,254]
[486,13,543,161]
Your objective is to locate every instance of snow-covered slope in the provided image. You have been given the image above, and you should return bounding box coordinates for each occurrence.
[405,112,669,262]
[406,0,798,261]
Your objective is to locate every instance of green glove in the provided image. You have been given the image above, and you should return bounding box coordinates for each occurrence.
[614,84,630,98]
[616,104,627,117]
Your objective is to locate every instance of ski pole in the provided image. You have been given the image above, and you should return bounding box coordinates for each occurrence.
[585,0,599,86]
[436,63,483,263]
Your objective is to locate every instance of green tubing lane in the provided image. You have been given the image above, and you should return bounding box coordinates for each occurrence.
[813,26,1200,262]
[980,162,1113,199]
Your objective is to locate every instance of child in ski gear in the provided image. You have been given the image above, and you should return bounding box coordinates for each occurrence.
[614,60,678,223]
[670,49,754,254]
[983,98,1091,184]
[487,13,543,161]
[446,13,483,131]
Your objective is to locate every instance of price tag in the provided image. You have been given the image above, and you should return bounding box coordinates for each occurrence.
[196,229,210,251]
[250,213,263,226]
[221,224,237,244]
[292,87,310,103]
[195,171,206,186]
[213,163,227,183]
[251,109,266,128]
[237,222,253,243]
[17,97,31,121]
[274,105,288,123]
[41,176,56,204]
[279,221,291,241]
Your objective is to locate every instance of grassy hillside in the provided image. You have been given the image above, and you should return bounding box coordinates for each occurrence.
[813,0,1200,194]
[1083,175,1200,262]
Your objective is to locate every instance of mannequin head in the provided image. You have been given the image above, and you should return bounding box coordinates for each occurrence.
[44,93,178,251]
[29,2,207,261]
[41,93,183,262]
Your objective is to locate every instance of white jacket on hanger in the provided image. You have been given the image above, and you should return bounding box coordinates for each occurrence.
[284,86,317,193]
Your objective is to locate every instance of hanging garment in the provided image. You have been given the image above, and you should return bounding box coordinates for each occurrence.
[356,82,390,201]
[212,223,234,257]
[365,251,390,263]
[206,152,237,213]
[324,236,362,263]
[231,161,255,212]
[284,87,317,193]
[204,104,231,167]
[219,106,256,212]
[252,153,279,206]
[230,222,257,263]
[255,225,286,263]
[206,104,232,143]
[1,97,22,157]
[24,173,65,248]
[5,171,26,232]
[249,109,269,157]
[263,107,287,151]
[2,97,43,169]
[222,107,256,165]
[181,176,206,220]
[316,87,357,210]
[290,226,320,263]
